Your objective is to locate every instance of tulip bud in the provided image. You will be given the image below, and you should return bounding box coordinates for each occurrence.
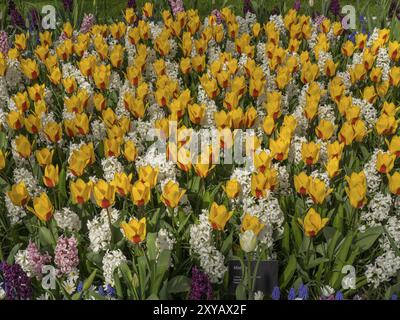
[240,230,257,253]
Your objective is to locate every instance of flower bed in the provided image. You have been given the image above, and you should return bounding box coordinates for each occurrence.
[0,1,399,300]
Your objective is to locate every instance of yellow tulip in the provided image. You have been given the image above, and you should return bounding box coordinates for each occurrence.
[376,114,398,135]
[208,202,233,231]
[389,41,400,61]
[160,180,186,208]
[15,135,31,159]
[222,179,241,199]
[326,158,341,179]
[131,181,151,206]
[244,106,258,128]
[389,66,400,86]
[110,44,125,68]
[15,33,28,50]
[294,172,311,195]
[20,58,39,80]
[43,164,59,188]
[7,110,24,130]
[298,208,328,237]
[13,92,30,112]
[308,178,332,204]
[44,121,62,143]
[138,165,159,188]
[327,141,344,160]
[93,64,111,90]
[123,140,137,162]
[104,138,121,158]
[7,182,30,207]
[30,192,54,222]
[187,103,205,125]
[376,152,396,174]
[142,2,153,18]
[386,136,400,158]
[387,172,400,195]
[301,141,320,165]
[194,161,215,179]
[48,67,62,85]
[0,150,5,170]
[345,172,367,208]
[70,178,91,205]
[121,217,147,244]
[269,137,290,161]
[315,119,335,141]
[241,213,265,235]
[112,172,132,197]
[93,179,116,208]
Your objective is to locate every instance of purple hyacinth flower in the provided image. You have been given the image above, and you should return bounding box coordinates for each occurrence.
[63,0,73,12]
[8,1,25,29]
[294,0,301,11]
[335,291,344,300]
[0,262,32,300]
[189,266,213,300]
[288,287,296,300]
[271,286,280,300]
[243,0,255,15]
[329,0,341,17]
[127,0,137,9]
[298,284,309,300]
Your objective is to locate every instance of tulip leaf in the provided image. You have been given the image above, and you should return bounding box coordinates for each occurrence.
[290,217,303,251]
[221,231,233,256]
[327,230,342,260]
[0,131,7,149]
[58,166,68,200]
[86,252,103,268]
[333,204,344,232]
[151,250,171,295]
[39,226,56,249]
[235,282,247,300]
[355,226,383,252]
[83,270,97,291]
[307,257,330,270]
[113,269,124,299]
[280,254,297,289]
[146,293,160,300]
[282,222,290,255]
[146,232,158,261]
[328,233,354,288]
[167,275,191,294]
[6,243,23,264]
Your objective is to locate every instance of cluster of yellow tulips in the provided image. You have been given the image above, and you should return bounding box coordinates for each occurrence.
[0,2,399,300]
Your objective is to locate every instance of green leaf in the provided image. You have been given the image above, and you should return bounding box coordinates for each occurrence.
[39,226,56,248]
[86,252,103,268]
[58,166,68,200]
[332,205,344,232]
[307,257,330,269]
[6,243,23,264]
[282,222,290,255]
[280,254,297,289]
[151,250,171,295]
[291,217,303,251]
[355,226,384,252]
[146,293,160,300]
[113,269,124,299]
[329,233,354,288]
[221,231,233,255]
[327,230,342,260]
[235,283,247,300]
[83,270,97,291]
[167,275,191,294]
[146,232,158,261]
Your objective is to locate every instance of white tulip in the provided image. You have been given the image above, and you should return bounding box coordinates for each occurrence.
[240,230,257,253]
